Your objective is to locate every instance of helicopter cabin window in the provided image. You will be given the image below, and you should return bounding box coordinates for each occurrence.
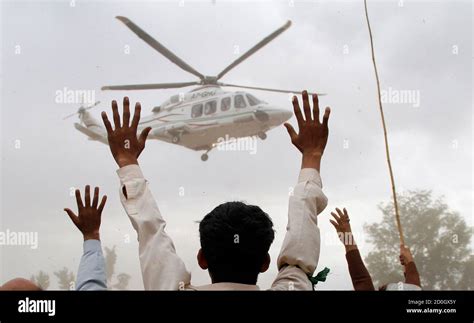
[191,103,203,118]
[234,94,246,108]
[246,94,261,106]
[204,100,217,115]
[221,97,231,111]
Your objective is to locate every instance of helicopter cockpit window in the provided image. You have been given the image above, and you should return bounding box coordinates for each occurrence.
[204,100,217,115]
[221,97,231,111]
[234,94,246,108]
[191,103,203,118]
[170,95,180,104]
[246,94,261,106]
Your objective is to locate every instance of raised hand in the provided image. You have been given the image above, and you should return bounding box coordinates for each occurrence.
[284,91,331,170]
[101,97,152,168]
[64,185,107,241]
[330,208,357,251]
[400,244,414,266]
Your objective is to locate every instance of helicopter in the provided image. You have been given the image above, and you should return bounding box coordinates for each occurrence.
[67,16,324,161]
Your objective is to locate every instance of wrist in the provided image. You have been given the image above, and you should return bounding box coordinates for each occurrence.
[302,150,323,159]
[83,232,100,241]
[343,232,357,252]
[344,244,358,252]
[116,155,138,168]
[301,152,322,170]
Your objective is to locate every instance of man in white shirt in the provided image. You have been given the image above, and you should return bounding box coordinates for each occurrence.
[100,91,331,290]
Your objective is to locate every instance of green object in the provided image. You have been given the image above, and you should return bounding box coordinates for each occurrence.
[308,267,330,288]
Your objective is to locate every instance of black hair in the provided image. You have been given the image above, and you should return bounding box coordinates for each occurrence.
[199,201,275,284]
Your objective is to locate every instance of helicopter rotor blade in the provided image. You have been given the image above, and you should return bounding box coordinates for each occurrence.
[63,111,80,120]
[116,16,205,80]
[102,81,200,91]
[218,82,326,96]
[63,101,101,120]
[216,20,292,81]
[85,100,101,109]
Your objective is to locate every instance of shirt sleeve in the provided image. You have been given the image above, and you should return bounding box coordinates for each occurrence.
[117,165,191,290]
[345,249,375,291]
[270,168,328,290]
[76,239,107,291]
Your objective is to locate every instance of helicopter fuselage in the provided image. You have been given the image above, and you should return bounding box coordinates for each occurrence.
[141,87,292,149]
[76,86,292,160]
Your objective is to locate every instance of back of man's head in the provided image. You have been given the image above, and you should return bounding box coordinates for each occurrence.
[199,201,275,285]
[0,278,42,291]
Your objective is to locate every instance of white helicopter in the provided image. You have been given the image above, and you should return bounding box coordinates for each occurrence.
[67,16,323,161]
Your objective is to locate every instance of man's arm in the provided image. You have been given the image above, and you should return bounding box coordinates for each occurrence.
[64,186,108,291]
[117,164,191,290]
[76,240,107,291]
[102,97,191,290]
[271,91,330,290]
[330,208,375,291]
[400,245,421,288]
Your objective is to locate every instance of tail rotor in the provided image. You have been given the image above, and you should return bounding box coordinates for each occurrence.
[63,101,101,120]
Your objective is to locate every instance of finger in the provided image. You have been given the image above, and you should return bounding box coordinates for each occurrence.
[292,96,304,128]
[336,207,344,218]
[98,195,107,213]
[64,208,79,227]
[75,189,84,209]
[84,185,91,207]
[330,219,339,229]
[92,187,99,208]
[331,212,341,223]
[312,93,320,123]
[323,107,331,128]
[123,97,130,128]
[284,123,297,142]
[101,112,113,134]
[131,102,141,130]
[138,127,152,147]
[302,90,312,122]
[343,208,349,218]
[112,100,121,129]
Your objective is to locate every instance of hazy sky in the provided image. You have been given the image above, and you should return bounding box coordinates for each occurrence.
[0,0,472,290]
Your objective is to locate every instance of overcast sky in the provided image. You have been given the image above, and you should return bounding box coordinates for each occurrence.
[0,0,472,290]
